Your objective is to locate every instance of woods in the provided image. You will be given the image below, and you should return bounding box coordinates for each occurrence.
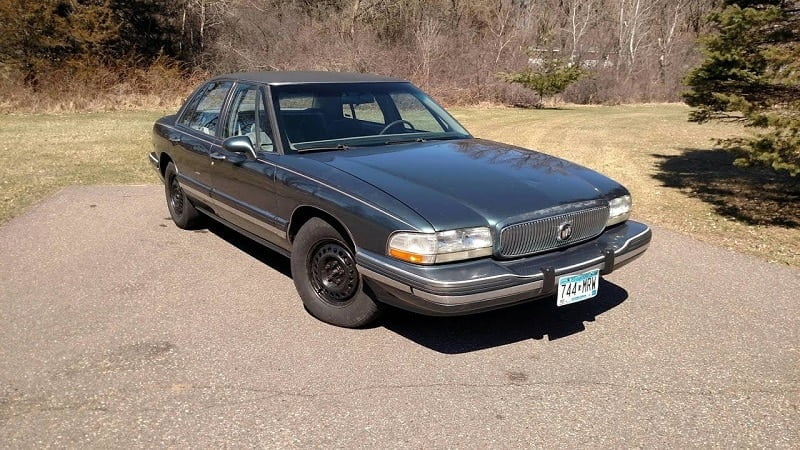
[0,0,718,108]
[207,0,717,104]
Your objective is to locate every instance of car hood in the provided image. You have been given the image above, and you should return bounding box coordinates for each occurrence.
[304,139,628,231]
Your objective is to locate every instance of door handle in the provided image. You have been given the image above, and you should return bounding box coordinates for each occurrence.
[168,136,181,144]
[210,152,227,161]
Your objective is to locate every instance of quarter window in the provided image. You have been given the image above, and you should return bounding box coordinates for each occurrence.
[390,92,445,132]
[178,81,233,136]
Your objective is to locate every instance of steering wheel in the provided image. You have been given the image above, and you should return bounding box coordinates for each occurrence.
[379,119,415,135]
[201,117,218,132]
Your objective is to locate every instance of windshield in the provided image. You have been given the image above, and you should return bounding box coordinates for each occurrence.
[270,82,471,152]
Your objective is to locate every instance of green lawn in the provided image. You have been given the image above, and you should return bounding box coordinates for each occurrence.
[0,111,165,222]
[1,105,797,266]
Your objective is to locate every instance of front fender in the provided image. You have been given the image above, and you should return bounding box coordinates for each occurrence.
[272,157,434,254]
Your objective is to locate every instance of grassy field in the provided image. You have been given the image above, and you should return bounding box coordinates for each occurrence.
[0,111,166,222]
[1,105,797,266]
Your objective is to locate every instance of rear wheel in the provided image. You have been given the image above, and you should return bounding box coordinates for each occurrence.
[291,218,382,327]
[164,162,201,229]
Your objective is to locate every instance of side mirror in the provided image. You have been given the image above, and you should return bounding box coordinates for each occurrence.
[222,135,255,155]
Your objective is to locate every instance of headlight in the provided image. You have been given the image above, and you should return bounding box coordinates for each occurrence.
[606,195,631,226]
[388,227,493,264]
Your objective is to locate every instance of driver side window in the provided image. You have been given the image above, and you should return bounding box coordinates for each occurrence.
[178,81,233,136]
[225,84,274,152]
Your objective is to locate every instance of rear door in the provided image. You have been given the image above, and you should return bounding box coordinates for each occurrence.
[172,81,233,199]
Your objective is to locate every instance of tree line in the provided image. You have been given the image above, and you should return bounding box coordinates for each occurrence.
[1,0,718,105]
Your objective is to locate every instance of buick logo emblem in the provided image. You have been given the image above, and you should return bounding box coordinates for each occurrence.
[557,222,573,241]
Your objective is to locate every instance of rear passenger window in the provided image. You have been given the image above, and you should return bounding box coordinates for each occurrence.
[178,81,233,136]
[342,94,384,124]
[390,92,443,132]
[279,94,315,109]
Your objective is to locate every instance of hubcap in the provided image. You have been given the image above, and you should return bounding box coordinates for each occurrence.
[308,242,358,305]
[169,176,185,216]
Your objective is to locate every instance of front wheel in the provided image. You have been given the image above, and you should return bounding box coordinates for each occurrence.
[291,218,382,328]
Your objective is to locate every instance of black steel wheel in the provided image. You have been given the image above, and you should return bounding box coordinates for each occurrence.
[164,162,201,229]
[308,241,359,305]
[291,218,382,327]
[169,175,186,216]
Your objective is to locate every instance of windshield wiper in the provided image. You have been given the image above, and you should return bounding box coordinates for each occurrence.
[383,138,426,145]
[383,136,462,145]
[419,135,464,141]
[296,144,350,153]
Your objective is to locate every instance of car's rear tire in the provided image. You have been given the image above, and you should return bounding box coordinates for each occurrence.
[291,218,382,328]
[164,162,202,229]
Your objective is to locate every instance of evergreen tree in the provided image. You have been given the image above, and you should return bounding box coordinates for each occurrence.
[0,0,118,87]
[684,0,800,176]
[501,53,588,107]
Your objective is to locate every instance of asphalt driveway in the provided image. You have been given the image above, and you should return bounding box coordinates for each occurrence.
[1,185,798,447]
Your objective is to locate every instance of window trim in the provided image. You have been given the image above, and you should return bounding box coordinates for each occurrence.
[175,80,234,139]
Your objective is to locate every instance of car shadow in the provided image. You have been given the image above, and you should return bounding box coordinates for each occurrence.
[204,220,292,277]
[652,148,800,228]
[201,220,629,351]
[381,279,628,354]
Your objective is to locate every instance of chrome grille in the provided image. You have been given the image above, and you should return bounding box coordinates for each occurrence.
[498,206,609,257]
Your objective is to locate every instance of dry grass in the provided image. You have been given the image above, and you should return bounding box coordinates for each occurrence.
[0,62,204,113]
[0,111,166,222]
[1,104,797,266]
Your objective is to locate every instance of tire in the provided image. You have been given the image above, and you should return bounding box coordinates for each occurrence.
[291,218,382,328]
[164,162,202,229]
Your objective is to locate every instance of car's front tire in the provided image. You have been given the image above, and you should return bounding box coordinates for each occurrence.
[291,218,382,328]
[164,162,202,229]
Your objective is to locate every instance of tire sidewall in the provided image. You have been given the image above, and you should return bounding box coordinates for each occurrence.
[291,218,381,328]
[164,162,198,229]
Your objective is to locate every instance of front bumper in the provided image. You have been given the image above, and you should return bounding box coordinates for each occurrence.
[357,220,651,315]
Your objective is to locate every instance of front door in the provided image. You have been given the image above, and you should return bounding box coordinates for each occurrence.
[210,84,285,242]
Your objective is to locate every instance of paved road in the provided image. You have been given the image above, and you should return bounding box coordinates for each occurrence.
[1,185,798,447]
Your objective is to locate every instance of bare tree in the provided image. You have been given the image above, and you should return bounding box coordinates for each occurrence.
[617,0,656,76]
[487,0,520,65]
[415,17,442,90]
[564,0,595,62]
[655,0,686,83]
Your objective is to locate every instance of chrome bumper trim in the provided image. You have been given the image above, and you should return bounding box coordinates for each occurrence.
[358,266,413,294]
[614,227,651,254]
[359,264,543,305]
[412,279,544,305]
[615,241,649,265]
[357,226,651,307]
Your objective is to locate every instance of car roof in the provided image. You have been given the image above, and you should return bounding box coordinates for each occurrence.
[211,71,406,85]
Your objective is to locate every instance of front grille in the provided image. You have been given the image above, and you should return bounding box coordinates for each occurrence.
[498,206,609,258]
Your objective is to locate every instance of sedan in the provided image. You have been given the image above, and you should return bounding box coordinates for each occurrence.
[149,71,651,327]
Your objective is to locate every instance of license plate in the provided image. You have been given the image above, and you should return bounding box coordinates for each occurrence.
[556,269,600,306]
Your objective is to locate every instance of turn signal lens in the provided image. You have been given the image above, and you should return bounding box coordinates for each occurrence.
[388,248,435,264]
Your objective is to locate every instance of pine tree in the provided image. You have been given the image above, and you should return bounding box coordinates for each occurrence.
[501,54,588,108]
[684,0,800,176]
[0,0,119,87]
